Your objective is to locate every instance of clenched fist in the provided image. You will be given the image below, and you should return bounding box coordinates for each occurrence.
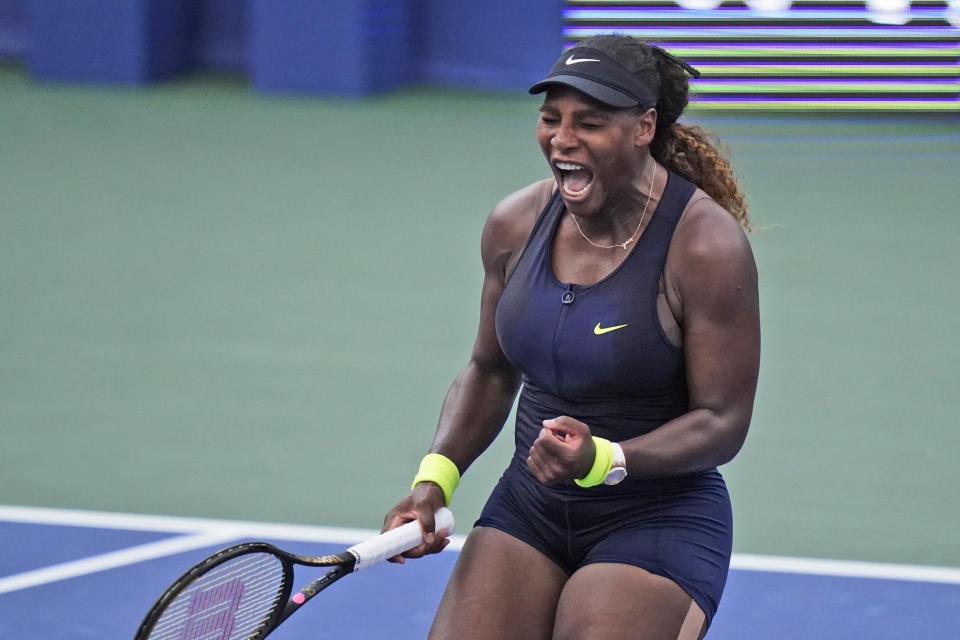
[526,416,596,486]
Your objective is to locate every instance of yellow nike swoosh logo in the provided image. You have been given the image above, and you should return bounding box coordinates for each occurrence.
[594,322,628,335]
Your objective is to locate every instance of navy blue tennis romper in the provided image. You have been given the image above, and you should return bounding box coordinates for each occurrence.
[476,170,733,626]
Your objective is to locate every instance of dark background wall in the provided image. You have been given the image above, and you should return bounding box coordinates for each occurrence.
[0,0,564,93]
[0,0,25,58]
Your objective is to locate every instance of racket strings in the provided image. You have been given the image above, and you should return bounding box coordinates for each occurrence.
[145,552,287,640]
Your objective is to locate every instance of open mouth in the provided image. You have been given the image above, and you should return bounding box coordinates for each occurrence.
[556,161,594,198]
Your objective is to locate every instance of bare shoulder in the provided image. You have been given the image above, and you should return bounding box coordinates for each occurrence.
[668,190,754,271]
[665,189,757,312]
[675,190,752,260]
[482,178,556,277]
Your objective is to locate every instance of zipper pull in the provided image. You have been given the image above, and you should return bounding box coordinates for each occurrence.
[561,284,575,305]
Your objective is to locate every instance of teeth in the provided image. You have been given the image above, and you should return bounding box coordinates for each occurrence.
[556,162,584,171]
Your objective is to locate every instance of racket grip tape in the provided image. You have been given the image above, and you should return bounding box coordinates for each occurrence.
[347,507,455,571]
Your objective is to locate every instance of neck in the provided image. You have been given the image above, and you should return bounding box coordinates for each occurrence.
[571,159,659,242]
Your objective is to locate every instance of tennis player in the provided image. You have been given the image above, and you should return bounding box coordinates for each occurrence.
[383,35,760,640]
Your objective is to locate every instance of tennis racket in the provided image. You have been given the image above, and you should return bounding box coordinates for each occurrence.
[134,508,455,640]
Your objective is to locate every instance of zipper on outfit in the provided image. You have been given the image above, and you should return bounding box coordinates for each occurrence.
[553,284,576,395]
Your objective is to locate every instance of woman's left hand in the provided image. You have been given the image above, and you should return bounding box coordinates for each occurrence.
[527,416,596,486]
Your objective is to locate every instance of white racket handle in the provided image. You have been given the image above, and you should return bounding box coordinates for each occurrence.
[346,507,455,572]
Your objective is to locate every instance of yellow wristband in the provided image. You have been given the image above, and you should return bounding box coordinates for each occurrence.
[411,453,461,506]
[574,437,614,488]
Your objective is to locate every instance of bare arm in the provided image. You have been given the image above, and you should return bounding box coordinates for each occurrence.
[625,197,760,475]
[382,180,552,555]
[424,266,521,473]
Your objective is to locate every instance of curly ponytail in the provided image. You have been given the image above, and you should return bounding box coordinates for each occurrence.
[652,123,750,230]
[577,35,751,230]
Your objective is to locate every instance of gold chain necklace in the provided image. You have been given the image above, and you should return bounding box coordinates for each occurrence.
[570,163,657,251]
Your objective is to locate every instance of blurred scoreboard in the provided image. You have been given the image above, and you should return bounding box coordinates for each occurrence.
[563,0,960,110]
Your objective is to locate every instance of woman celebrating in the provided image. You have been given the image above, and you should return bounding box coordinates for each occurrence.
[383,35,760,640]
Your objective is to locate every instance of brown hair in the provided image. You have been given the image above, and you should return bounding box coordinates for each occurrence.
[577,35,750,229]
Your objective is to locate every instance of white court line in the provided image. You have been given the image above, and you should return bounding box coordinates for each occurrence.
[2,504,960,587]
[0,504,391,546]
[730,554,960,585]
[0,529,243,595]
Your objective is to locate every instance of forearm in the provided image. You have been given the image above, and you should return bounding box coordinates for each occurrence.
[623,407,751,478]
[428,359,521,474]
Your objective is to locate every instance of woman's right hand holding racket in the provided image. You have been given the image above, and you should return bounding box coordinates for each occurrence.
[382,482,451,563]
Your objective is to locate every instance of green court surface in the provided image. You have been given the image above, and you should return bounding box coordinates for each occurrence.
[1,63,958,569]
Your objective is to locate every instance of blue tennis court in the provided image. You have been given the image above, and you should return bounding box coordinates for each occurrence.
[2,505,959,639]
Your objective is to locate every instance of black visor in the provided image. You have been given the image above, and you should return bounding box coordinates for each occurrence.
[528,47,657,109]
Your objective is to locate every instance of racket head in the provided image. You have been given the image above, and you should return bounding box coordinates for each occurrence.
[134,542,293,640]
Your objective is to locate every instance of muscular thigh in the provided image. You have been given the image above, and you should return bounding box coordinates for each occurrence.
[553,564,706,640]
[429,527,568,640]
